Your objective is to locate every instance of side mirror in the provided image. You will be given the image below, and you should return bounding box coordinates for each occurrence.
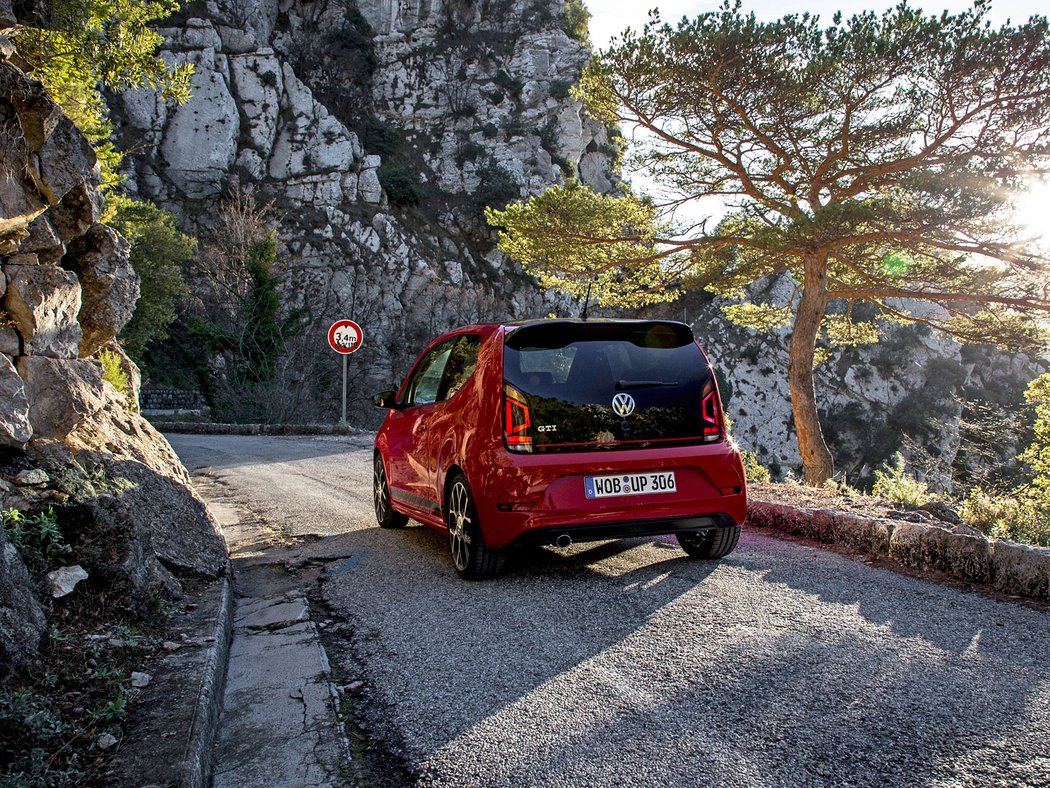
[372,389,399,409]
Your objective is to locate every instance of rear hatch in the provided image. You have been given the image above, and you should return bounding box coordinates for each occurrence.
[502,321,722,453]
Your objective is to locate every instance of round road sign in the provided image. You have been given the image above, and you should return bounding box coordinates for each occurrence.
[328,320,364,354]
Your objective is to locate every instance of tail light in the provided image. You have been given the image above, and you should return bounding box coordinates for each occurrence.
[701,378,722,442]
[504,383,533,452]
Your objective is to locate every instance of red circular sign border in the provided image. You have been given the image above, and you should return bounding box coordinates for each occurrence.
[328,320,364,354]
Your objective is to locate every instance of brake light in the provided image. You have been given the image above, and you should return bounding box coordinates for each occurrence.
[504,384,533,452]
[701,379,722,442]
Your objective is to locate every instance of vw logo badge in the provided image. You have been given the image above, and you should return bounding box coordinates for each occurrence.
[611,392,636,417]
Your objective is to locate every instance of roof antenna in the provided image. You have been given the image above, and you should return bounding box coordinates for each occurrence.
[581,278,593,321]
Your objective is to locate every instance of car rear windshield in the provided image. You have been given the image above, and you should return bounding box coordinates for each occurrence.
[503,322,715,452]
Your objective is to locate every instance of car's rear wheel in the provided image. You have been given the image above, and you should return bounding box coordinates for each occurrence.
[677,525,740,559]
[374,455,408,529]
[447,473,504,580]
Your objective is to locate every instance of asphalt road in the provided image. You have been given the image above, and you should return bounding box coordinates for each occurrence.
[170,433,1050,787]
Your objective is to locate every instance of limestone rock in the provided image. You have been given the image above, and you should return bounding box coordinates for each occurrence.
[67,224,139,356]
[229,52,283,156]
[32,116,98,205]
[0,0,16,28]
[161,49,240,198]
[4,260,83,358]
[18,215,63,265]
[0,531,46,671]
[14,468,47,486]
[46,564,89,597]
[16,356,106,439]
[47,181,103,243]
[66,399,229,579]
[0,354,31,446]
[131,671,151,687]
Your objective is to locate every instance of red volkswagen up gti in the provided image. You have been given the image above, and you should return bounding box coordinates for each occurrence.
[372,319,747,579]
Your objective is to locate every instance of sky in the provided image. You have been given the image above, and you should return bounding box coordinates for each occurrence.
[589,1,1041,50]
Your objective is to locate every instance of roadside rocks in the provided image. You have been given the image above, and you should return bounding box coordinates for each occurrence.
[67,224,139,356]
[46,564,89,597]
[0,33,230,679]
[747,500,1050,600]
[4,259,84,358]
[0,354,31,446]
[0,530,46,671]
[16,356,106,439]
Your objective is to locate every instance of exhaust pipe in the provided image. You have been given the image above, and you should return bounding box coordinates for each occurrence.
[555,534,572,549]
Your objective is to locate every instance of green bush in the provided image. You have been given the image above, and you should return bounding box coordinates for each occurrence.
[455,140,486,166]
[378,159,425,207]
[105,196,193,363]
[99,348,130,397]
[561,0,591,44]
[959,490,1050,547]
[2,507,70,574]
[741,451,771,483]
[872,452,930,506]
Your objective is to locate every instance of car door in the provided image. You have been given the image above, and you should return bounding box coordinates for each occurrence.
[417,334,483,495]
[384,339,457,521]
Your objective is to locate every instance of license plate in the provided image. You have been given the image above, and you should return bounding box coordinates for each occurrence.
[584,471,677,499]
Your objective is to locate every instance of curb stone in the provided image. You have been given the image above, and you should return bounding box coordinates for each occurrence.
[748,500,1050,601]
[102,571,234,788]
[183,572,234,788]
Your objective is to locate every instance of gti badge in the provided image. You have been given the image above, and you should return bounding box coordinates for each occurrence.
[611,392,636,417]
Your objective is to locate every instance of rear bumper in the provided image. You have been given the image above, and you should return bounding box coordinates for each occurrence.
[470,441,747,549]
[508,513,736,547]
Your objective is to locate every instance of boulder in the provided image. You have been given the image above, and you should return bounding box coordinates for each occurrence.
[0,353,31,446]
[4,259,83,358]
[18,215,63,265]
[46,564,88,597]
[47,181,103,243]
[991,541,1050,599]
[65,399,228,579]
[16,356,105,439]
[71,491,184,600]
[32,115,97,205]
[0,0,16,28]
[0,530,46,672]
[67,224,139,356]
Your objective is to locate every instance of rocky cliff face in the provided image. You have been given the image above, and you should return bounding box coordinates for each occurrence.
[0,23,227,673]
[110,0,613,411]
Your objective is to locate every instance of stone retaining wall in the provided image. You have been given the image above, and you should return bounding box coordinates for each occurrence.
[139,388,207,412]
[748,501,1050,600]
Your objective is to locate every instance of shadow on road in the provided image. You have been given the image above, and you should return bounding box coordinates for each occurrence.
[313,525,1048,785]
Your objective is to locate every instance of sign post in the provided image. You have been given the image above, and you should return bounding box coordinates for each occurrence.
[327,320,364,425]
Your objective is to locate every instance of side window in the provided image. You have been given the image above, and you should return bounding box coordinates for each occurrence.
[402,341,456,406]
[437,336,481,401]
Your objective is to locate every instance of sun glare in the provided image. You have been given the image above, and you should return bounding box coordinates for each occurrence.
[1014,179,1050,244]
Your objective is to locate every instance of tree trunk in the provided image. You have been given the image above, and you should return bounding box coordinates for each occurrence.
[788,253,835,485]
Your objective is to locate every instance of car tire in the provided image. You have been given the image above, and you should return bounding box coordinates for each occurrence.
[374,455,408,529]
[677,525,740,559]
[446,473,504,580]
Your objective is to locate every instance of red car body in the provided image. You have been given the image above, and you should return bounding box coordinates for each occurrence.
[373,320,747,578]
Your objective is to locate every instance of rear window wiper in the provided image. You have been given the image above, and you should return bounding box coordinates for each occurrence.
[615,379,680,389]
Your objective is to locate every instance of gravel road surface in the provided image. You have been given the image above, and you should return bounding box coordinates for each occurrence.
[170,433,1050,787]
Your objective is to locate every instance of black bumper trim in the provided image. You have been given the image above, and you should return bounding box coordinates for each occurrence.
[509,514,736,547]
